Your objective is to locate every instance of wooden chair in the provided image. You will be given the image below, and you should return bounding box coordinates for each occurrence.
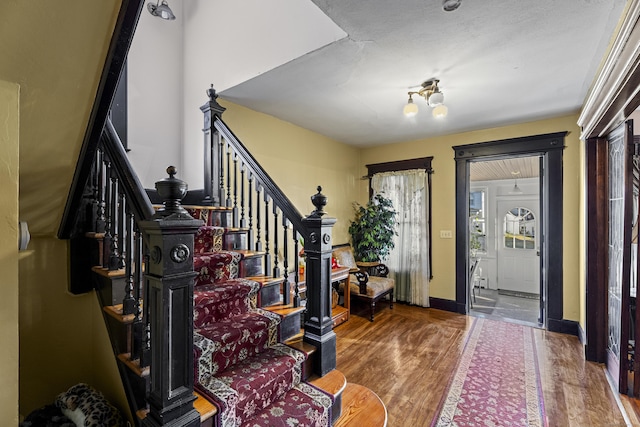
[332,244,394,322]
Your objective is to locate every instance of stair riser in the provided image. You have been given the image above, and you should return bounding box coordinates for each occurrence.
[223,231,248,251]
[94,272,127,307]
[258,281,280,307]
[278,312,302,343]
[332,393,343,423]
[240,256,263,277]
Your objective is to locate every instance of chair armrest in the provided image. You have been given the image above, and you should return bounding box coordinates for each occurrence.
[356,261,390,278]
[350,270,369,294]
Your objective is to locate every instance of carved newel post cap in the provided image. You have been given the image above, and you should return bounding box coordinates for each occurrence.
[206,84,218,101]
[153,166,192,219]
[202,84,226,117]
[310,186,327,217]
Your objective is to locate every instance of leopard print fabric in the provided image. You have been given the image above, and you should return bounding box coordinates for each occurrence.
[55,383,124,427]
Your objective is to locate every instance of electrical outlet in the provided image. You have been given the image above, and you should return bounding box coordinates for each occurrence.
[440,230,453,238]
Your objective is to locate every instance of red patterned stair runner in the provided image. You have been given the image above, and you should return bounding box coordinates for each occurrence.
[192,256,333,427]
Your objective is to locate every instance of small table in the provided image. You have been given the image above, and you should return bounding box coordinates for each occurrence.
[288,266,351,327]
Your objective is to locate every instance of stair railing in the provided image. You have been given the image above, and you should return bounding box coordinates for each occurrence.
[74,118,203,425]
[201,86,337,376]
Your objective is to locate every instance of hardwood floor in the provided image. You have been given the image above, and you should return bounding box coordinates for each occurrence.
[335,301,630,426]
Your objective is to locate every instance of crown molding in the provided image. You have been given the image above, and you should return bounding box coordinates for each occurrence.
[578,0,640,139]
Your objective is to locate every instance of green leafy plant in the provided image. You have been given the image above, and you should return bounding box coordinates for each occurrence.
[348,193,398,262]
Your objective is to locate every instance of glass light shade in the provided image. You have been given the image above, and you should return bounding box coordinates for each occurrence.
[443,0,462,12]
[428,91,444,107]
[432,104,448,119]
[149,1,176,20]
[509,183,523,194]
[403,101,419,117]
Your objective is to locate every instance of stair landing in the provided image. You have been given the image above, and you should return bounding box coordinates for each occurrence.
[334,383,387,427]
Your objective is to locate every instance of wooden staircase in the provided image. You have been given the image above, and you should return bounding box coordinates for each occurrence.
[62,82,386,426]
[89,201,385,426]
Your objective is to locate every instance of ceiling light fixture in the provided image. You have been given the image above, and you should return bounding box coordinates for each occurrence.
[403,79,448,119]
[509,171,523,194]
[442,0,462,12]
[148,0,176,20]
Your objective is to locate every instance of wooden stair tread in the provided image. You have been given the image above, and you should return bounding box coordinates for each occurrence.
[84,232,105,239]
[182,205,232,211]
[309,369,347,397]
[264,303,305,317]
[103,304,136,324]
[334,383,387,427]
[91,266,126,278]
[136,392,217,422]
[224,227,249,232]
[234,249,265,258]
[247,275,284,285]
[284,330,317,358]
[117,353,149,377]
[194,391,217,421]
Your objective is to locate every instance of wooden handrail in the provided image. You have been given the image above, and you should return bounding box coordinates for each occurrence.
[213,118,309,239]
[101,119,155,222]
[58,0,144,239]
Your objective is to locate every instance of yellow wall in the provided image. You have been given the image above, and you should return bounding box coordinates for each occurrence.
[18,238,127,418]
[359,114,583,322]
[0,80,20,425]
[219,100,361,244]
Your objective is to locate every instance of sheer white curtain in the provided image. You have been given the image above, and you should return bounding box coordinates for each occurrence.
[372,170,430,306]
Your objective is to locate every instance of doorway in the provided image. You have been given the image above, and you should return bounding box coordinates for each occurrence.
[468,157,543,327]
[453,132,568,334]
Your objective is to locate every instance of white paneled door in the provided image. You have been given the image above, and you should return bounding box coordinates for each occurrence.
[497,198,540,296]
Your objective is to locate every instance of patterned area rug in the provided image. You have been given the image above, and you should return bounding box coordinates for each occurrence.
[432,318,547,427]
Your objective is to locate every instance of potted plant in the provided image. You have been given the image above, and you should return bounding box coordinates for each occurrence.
[348,193,398,262]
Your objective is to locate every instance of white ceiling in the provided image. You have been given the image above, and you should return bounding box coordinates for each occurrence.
[218,0,627,147]
[470,156,540,182]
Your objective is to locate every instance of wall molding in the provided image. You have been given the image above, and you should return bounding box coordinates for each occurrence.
[578,0,640,139]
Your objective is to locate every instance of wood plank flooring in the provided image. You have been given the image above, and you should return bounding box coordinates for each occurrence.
[335,301,629,426]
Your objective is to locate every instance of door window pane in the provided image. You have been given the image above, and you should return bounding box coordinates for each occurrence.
[503,207,535,250]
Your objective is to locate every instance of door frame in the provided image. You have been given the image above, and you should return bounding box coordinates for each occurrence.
[453,132,567,332]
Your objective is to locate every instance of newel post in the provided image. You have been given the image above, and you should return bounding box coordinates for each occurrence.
[140,167,203,427]
[200,85,226,206]
[302,186,337,376]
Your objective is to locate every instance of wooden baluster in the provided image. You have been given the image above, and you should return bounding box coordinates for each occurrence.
[226,142,232,207]
[293,231,301,307]
[255,184,262,251]
[232,153,239,227]
[273,205,280,278]
[96,149,106,234]
[132,224,144,361]
[122,209,136,315]
[140,251,151,368]
[240,164,247,228]
[218,136,225,208]
[264,194,271,275]
[283,219,290,305]
[117,192,126,269]
[103,160,113,268]
[108,174,121,270]
[247,172,254,249]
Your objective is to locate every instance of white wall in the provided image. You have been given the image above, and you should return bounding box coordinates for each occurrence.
[470,177,539,292]
[127,1,184,188]
[181,0,346,188]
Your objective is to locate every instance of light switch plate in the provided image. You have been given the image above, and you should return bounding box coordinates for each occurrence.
[440,230,452,238]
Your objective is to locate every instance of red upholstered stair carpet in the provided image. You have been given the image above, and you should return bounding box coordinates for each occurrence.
[432,318,547,427]
[193,278,333,427]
